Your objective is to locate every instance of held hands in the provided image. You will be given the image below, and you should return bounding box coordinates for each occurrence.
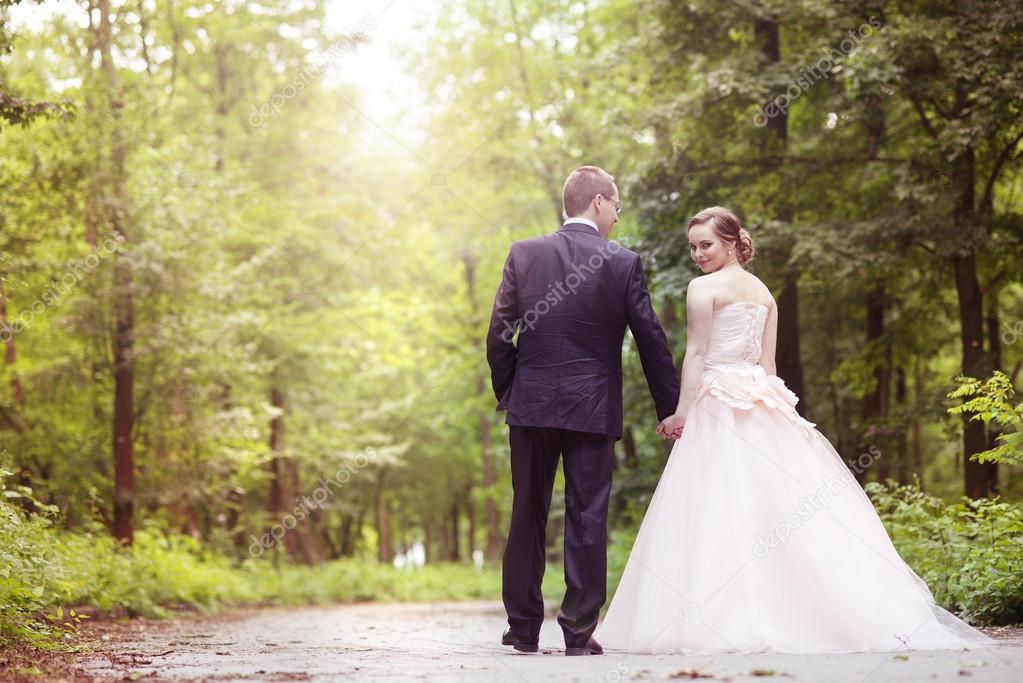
[656,413,685,441]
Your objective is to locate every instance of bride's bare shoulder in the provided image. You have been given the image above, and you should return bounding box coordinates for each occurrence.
[747,273,776,309]
[686,275,714,300]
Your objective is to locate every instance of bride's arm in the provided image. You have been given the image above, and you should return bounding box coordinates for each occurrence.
[676,280,714,419]
[658,280,713,436]
[759,301,778,376]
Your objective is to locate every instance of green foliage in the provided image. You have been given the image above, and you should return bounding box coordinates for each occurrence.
[0,1,73,128]
[948,372,1023,465]
[1,0,1022,655]
[1,484,557,647]
[867,481,1023,625]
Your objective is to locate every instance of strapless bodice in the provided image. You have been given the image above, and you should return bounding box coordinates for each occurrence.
[704,301,769,370]
[697,301,817,439]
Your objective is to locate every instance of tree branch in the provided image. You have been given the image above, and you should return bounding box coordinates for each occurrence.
[979,128,1023,216]
[926,96,953,120]
[910,96,938,138]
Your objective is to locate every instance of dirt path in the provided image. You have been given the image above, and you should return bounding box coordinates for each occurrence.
[74,601,1023,682]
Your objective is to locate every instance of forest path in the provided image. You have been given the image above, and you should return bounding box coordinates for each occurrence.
[79,601,1023,682]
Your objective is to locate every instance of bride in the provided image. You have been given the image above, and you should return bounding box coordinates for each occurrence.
[595,206,995,654]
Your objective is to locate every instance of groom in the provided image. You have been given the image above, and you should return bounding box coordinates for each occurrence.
[486,166,680,655]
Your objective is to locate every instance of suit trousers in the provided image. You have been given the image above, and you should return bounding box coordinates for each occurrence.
[502,424,614,648]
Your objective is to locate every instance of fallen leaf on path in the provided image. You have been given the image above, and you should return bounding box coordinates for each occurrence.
[666,669,725,679]
[749,670,792,678]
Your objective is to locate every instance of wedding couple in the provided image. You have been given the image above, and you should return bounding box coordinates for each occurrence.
[485,166,994,656]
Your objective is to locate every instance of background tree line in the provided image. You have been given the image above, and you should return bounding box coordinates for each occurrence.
[0,0,1020,579]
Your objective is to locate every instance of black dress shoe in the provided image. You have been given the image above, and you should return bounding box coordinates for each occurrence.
[501,627,539,653]
[565,637,603,656]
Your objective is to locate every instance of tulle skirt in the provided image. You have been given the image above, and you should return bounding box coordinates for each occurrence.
[596,367,995,654]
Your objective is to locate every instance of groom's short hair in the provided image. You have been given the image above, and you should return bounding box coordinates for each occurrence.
[563,166,615,217]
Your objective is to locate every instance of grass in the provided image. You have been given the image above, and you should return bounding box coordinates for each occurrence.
[4,479,1020,650]
[0,496,570,647]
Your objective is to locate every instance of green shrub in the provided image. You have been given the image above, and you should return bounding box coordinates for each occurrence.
[10,472,1014,651]
[1,478,571,647]
[948,371,1023,465]
[867,481,1023,625]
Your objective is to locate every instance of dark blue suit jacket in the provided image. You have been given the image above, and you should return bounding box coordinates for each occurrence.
[486,221,680,439]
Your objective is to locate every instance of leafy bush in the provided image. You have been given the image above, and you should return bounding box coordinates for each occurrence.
[948,371,1023,465]
[9,472,1015,652]
[0,474,570,647]
[867,481,1023,625]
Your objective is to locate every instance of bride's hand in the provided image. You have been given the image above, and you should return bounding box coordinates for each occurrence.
[656,413,685,440]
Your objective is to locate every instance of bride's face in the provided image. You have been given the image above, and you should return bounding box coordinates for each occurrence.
[688,222,732,272]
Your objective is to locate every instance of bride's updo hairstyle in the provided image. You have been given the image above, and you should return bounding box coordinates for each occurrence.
[687,206,755,266]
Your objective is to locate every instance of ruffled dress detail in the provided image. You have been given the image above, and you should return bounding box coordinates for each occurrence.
[595,301,995,654]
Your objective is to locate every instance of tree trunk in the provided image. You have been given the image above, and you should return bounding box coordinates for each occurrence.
[983,281,1002,493]
[439,512,451,561]
[754,18,785,142]
[912,361,926,488]
[895,368,910,485]
[448,496,461,562]
[339,514,355,557]
[374,469,392,563]
[0,283,25,424]
[754,17,806,411]
[776,279,805,413]
[479,380,503,562]
[951,142,993,499]
[423,519,432,565]
[223,486,246,552]
[859,288,884,483]
[266,383,286,518]
[285,457,324,564]
[95,0,135,544]
[861,91,892,483]
[463,253,503,562]
[213,43,230,172]
[112,248,135,544]
[863,286,892,483]
[265,381,306,559]
[464,477,477,560]
[865,94,886,161]
[821,309,850,459]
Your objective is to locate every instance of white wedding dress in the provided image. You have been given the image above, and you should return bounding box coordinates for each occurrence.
[596,301,995,654]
